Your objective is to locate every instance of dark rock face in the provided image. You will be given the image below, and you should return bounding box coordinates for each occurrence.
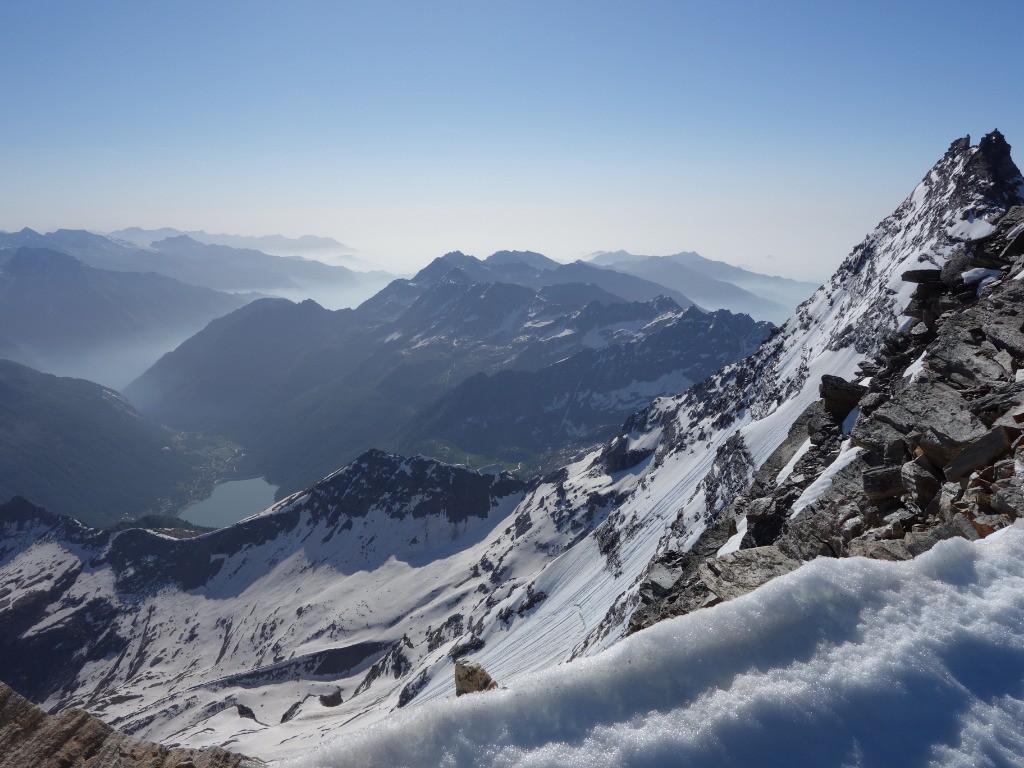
[0,681,255,768]
[819,375,867,419]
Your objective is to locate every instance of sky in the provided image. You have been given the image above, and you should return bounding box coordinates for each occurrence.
[2,1,1023,281]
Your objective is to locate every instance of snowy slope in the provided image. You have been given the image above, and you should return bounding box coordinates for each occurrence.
[288,523,1024,768]
[2,133,1022,763]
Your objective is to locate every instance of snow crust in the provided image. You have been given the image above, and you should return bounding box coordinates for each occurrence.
[289,524,1024,768]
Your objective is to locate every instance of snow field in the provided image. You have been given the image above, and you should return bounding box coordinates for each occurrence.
[287,523,1024,768]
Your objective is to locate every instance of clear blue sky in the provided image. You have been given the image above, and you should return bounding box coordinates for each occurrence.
[3,0,1022,279]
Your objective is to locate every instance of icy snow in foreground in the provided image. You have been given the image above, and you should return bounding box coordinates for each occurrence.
[288,523,1024,768]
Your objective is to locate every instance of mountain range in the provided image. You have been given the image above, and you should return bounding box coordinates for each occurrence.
[127,254,770,493]
[109,227,364,265]
[0,228,392,310]
[1,131,1021,765]
[588,249,818,323]
[0,247,252,388]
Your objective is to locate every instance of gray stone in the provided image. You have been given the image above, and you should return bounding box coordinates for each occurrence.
[819,375,868,419]
[991,486,1023,517]
[944,427,1012,481]
[847,538,912,561]
[951,513,981,541]
[901,455,942,508]
[867,380,986,466]
[984,321,1024,360]
[454,659,499,696]
[928,330,1008,388]
[904,531,941,557]
[863,465,903,502]
[697,546,800,602]
[645,562,682,600]
[850,418,907,457]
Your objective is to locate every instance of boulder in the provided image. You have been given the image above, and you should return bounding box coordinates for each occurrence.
[901,456,942,508]
[847,538,912,561]
[819,375,867,419]
[944,427,1012,481]
[696,546,800,602]
[319,688,343,707]
[983,321,1024,361]
[454,659,499,696]
[862,465,903,502]
[991,486,1023,517]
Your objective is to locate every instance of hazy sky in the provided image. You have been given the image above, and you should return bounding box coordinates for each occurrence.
[3,1,1023,280]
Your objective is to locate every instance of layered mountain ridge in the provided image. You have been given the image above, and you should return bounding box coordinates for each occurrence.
[127,259,770,491]
[0,247,251,387]
[2,131,1023,763]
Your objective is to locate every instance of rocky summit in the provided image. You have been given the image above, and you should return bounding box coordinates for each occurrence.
[631,133,1024,631]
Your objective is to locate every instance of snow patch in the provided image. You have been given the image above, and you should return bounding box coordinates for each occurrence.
[775,439,812,485]
[789,441,863,517]
[715,514,747,557]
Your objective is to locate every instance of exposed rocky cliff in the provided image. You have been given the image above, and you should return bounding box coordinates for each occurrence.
[0,681,255,768]
[631,189,1024,632]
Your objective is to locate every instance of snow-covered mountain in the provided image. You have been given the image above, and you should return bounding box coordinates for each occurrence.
[2,131,1024,764]
[126,261,759,493]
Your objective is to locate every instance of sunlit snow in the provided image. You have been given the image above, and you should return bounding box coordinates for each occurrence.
[289,524,1024,768]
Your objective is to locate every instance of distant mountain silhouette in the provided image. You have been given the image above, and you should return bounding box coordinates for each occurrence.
[0,246,251,387]
[588,250,818,322]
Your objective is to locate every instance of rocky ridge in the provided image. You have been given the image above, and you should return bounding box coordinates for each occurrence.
[0,681,255,768]
[631,198,1024,631]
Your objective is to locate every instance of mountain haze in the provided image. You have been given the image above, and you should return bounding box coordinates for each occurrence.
[0,247,251,387]
[590,249,818,321]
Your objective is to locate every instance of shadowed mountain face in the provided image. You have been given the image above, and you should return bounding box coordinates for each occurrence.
[394,306,771,471]
[125,250,759,494]
[0,247,251,388]
[0,361,209,527]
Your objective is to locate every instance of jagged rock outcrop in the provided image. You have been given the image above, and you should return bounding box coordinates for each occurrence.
[630,190,1024,633]
[454,660,499,696]
[0,681,255,768]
